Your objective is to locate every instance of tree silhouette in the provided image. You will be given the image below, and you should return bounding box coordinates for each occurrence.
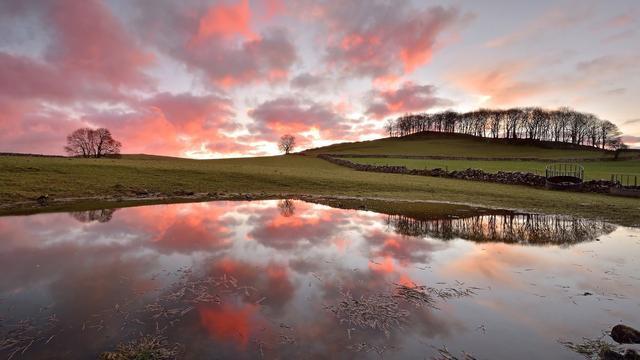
[278,134,296,154]
[65,128,121,158]
[386,107,625,150]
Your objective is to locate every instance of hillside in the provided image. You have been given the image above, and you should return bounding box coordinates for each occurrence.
[1,154,640,226]
[303,132,617,159]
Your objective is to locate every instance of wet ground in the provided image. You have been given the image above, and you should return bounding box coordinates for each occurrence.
[0,199,638,359]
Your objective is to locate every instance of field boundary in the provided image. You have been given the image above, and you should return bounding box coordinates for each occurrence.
[320,153,640,162]
[318,154,619,195]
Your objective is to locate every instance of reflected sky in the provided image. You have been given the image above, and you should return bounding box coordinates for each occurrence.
[0,200,639,359]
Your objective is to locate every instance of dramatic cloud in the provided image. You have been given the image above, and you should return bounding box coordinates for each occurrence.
[247,97,354,144]
[0,99,86,154]
[46,0,154,88]
[0,0,153,102]
[318,1,465,80]
[88,92,249,156]
[450,61,548,106]
[133,0,296,87]
[0,1,638,157]
[194,0,256,41]
[366,82,451,119]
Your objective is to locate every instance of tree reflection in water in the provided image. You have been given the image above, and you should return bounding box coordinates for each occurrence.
[277,199,296,217]
[70,208,118,223]
[386,213,616,245]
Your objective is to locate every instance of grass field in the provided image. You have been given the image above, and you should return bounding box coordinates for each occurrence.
[344,157,640,181]
[1,154,639,226]
[304,132,631,159]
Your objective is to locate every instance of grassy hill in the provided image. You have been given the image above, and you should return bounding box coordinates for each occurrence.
[303,132,619,159]
[1,154,639,226]
[303,132,639,181]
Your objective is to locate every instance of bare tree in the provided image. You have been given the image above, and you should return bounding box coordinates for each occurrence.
[278,134,296,154]
[65,127,122,158]
[610,137,628,160]
[385,119,395,137]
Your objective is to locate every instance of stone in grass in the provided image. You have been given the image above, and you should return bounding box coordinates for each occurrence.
[36,194,49,205]
[611,324,640,344]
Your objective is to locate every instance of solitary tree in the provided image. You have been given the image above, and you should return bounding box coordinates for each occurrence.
[65,127,122,158]
[278,134,296,154]
[610,138,628,160]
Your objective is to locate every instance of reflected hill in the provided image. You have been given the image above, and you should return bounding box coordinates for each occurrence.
[386,213,615,246]
[309,197,616,246]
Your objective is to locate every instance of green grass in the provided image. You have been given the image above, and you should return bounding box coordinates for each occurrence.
[1,154,639,226]
[304,132,622,159]
[344,157,640,181]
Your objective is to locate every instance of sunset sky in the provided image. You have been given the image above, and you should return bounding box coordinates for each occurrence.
[1,0,639,158]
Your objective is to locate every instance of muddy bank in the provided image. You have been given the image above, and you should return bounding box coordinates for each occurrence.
[0,191,524,219]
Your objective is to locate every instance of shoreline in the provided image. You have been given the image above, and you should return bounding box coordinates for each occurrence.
[1,191,637,228]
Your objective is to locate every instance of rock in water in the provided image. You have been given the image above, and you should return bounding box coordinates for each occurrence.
[611,324,640,344]
[600,349,623,360]
[623,350,640,360]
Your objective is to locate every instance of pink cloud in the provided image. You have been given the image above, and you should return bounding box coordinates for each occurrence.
[194,0,257,42]
[450,61,548,106]
[133,1,296,87]
[0,53,74,101]
[0,89,252,157]
[46,0,154,89]
[87,92,251,156]
[366,82,451,119]
[319,1,465,79]
[0,99,86,154]
[247,96,355,144]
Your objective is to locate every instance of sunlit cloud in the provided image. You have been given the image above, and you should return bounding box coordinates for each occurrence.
[0,0,638,156]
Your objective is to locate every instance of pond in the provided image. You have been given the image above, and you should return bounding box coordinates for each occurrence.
[0,199,639,359]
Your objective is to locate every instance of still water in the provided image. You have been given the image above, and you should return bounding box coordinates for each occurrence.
[0,199,638,359]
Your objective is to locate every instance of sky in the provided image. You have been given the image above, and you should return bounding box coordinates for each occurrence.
[0,0,639,158]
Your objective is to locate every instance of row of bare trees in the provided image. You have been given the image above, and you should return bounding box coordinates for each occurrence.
[385,107,625,150]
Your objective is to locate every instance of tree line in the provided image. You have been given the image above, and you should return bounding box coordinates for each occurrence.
[385,107,625,150]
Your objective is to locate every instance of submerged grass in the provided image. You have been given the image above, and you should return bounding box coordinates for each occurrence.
[558,337,622,359]
[100,335,181,360]
[1,155,639,226]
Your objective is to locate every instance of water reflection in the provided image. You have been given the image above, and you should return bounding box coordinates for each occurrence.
[387,213,616,245]
[277,199,296,217]
[0,200,638,359]
[70,208,118,223]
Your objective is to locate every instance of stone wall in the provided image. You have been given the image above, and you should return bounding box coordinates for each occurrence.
[322,153,640,162]
[318,154,616,194]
